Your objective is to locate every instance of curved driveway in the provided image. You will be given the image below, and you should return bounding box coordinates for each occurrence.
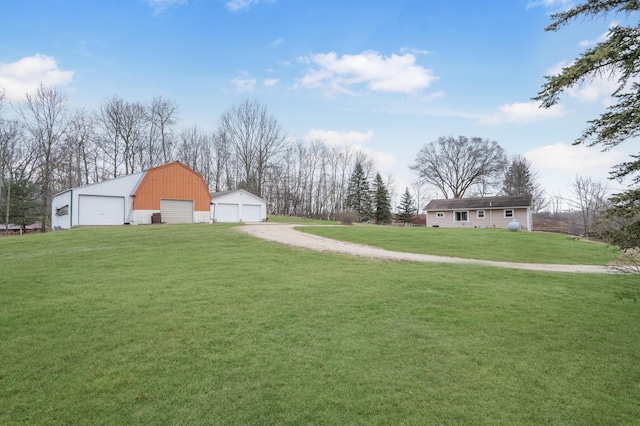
[237,223,620,274]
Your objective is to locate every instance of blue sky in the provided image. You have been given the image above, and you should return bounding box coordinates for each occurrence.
[1,0,635,202]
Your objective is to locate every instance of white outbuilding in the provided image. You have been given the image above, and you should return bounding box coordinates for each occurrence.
[210,189,267,223]
[51,162,212,229]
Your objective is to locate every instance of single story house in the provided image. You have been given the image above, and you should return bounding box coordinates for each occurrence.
[423,195,533,231]
[210,189,267,223]
[51,162,211,229]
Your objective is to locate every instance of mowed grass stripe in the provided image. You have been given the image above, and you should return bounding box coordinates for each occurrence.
[0,224,638,425]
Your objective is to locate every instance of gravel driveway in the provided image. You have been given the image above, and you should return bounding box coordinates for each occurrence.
[237,223,620,274]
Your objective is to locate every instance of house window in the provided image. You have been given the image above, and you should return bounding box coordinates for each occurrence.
[454,211,468,222]
[436,212,444,218]
[56,205,69,216]
[477,210,485,219]
[504,209,514,218]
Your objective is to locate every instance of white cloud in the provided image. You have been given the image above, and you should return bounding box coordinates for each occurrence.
[566,75,619,104]
[263,78,279,87]
[546,60,568,76]
[0,54,74,102]
[226,0,272,12]
[579,20,617,47]
[296,50,437,95]
[525,142,627,199]
[270,38,283,48]
[526,142,625,172]
[231,75,256,92]
[419,91,446,103]
[304,128,397,180]
[479,101,565,125]
[400,47,431,56]
[526,0,573,9]
[304,129,374,146]
[146,0,186,14]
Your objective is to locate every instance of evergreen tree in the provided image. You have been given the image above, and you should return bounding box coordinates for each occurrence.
[396,187,416,224]
[373,173,392,225]
[1,178,41,231]
[501,156,547,212]
[345,162,373,221]
[535,1,640,246]
[502,157,535,196]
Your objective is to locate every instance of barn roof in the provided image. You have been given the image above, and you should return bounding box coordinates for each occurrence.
[424,195,532,211]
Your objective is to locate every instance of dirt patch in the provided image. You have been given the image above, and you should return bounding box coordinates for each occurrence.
[236,223,621,274]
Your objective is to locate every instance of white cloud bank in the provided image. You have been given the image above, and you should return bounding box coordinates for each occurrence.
[296,50,437,95]
[480,101,565,125]
[0,54,74,102]
[526,142,625,173]
[525,142,627,198]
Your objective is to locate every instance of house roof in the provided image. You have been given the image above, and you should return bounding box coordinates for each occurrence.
[424,195,532,211]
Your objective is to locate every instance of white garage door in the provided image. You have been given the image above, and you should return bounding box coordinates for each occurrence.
[160,199,194,224]
[243,204,261,222]
[216,203,239,222]
[78,195,125,226]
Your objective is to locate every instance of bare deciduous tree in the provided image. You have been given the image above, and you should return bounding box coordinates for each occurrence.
[411,136,507,199]
[59,108,96,189]
[20,84,68,231]
[219,99,286,197]
[149,95,178,163]
[570,175,609,236]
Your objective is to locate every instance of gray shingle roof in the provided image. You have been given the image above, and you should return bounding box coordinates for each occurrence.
[424,195,532,211]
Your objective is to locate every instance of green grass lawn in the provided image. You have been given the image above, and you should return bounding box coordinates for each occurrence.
[1,225,638,425]
[297,225,620,265]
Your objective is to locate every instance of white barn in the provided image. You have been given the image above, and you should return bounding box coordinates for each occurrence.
[210,189,267,223]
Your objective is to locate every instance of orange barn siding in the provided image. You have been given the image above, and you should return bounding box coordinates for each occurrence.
[132,162,210,211]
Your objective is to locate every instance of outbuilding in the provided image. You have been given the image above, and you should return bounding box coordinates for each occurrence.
[51,162,211,229]
[210,189,267,223]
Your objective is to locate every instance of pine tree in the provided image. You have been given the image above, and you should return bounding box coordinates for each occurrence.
[345,162,373,222]
[502,157,535,196]
[501,156,547,212]
[1,178,41,231]
[373,173,392,225]
[396,187,416,224]
[535,1,640,246]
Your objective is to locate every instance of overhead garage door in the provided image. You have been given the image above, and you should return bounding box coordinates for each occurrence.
[243,204,261,222]
[160,199,194,224]
[78,195,125,226]
[216,203,239,222]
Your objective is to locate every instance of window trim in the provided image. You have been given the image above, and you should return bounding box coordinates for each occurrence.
[55,205,69,216]
[504,209,514,218]
[477,210,485,219]
[454,211,469,222]
[436,212,445,218]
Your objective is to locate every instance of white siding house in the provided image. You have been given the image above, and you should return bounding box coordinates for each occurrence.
[210,189,267,223]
